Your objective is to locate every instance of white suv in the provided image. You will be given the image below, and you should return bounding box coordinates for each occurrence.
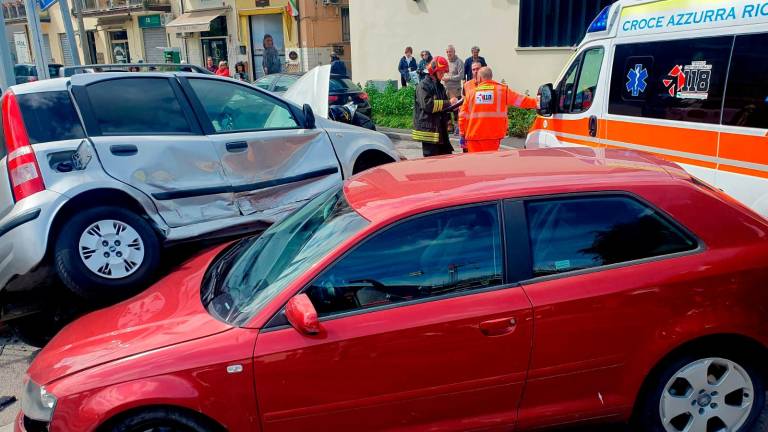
[0,72,399,302]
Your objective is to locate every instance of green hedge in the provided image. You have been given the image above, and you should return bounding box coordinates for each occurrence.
[365,83,536,138]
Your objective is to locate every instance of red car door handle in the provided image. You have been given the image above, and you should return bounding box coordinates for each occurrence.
[479,317,517,337]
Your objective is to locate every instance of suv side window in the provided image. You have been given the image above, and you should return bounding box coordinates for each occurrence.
[608,36,733,124]
[526,195,697,277]
[86,78,191,135]
[723,33,768,129]
[305,204,503,317]
[17,91,85,143]
[188,79,299,133]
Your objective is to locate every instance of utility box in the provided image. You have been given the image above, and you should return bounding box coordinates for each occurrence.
[163,48,181,63]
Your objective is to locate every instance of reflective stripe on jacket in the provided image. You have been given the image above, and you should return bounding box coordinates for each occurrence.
[412,75,451,143]
[461,80,537,141]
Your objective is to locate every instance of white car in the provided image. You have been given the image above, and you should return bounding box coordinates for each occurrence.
[0,67,400,303]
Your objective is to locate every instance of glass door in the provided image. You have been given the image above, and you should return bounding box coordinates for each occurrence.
[109,30,130,63]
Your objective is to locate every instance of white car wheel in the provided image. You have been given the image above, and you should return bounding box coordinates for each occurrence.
[78,219,145,279]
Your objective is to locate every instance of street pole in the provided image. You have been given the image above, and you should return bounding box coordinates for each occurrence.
[58,0,81,65]
[23,0,49,80]
[0,15,17,89]
[71,0,90,64]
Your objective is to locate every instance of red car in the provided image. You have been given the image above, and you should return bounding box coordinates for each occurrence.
[18,149,768,432]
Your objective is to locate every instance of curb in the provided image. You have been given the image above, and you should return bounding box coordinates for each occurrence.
[379,127,525,150]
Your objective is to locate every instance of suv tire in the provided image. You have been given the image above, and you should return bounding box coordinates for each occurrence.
[54,206,160,302]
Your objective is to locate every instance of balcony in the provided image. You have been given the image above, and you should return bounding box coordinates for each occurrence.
[3,1,50,23]
[77,0,169,17]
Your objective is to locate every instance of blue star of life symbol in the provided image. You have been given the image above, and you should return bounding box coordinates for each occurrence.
[626,64,648,97]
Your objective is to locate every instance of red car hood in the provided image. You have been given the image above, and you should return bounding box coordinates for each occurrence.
[29,244,233,385]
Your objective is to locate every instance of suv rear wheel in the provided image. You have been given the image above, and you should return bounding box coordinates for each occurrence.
[54,206,160,301]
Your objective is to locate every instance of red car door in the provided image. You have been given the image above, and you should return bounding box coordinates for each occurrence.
[510,194,704,429]
[252,203,533,431]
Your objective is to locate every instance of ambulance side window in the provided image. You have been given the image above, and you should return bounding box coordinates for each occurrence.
[556,47,604,114]
[557,57,581,113]
[608,36,732,125]
[723,33,768,129]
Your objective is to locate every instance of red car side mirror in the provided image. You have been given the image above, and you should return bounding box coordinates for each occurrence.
[285,294,321,335]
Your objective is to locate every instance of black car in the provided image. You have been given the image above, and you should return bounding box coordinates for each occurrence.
[14,63,64,84]
[255,72,372,118]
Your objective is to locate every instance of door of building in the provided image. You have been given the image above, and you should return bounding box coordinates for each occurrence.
[249,13,284,79]
[59,33,74,66]
[109,30,130,63]
[86,31,97,64]
[142,27,167,63]
[42,34,53,62]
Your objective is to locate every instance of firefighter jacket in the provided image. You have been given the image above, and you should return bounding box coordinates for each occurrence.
[412,75,451,143]
[460,80,537,141]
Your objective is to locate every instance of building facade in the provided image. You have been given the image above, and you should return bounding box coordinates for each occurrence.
[349,0,613,95]
[2,0,348,81]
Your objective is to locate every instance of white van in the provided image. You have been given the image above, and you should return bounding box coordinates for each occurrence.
[526,0,768,215]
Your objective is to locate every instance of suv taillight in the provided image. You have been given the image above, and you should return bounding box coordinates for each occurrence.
[2,91,44,202]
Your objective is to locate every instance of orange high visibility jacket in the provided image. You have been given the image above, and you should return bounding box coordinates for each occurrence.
[458,79,478,134]
[460,80,537,141]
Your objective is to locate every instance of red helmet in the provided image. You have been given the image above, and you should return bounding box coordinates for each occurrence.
[428,56,449,75]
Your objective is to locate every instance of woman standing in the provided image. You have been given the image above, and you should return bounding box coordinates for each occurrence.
[417,50,433,81]
[262,34,282,76]
[398,46,417,87]
[215,61,230,77]
[233,62,248,81]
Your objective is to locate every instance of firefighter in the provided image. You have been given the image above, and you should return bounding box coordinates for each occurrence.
[458,61,484,152]
[412,56,457,157]
[461,67,537,153]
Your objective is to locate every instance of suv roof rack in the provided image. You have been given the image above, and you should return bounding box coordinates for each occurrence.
[63,63,213,77]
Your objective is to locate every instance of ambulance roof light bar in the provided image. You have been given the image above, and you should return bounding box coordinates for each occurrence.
[587,5,612,33]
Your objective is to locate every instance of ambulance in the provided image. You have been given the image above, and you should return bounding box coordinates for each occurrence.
[526,0,768,216]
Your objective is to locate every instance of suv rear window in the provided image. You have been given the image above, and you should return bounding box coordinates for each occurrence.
[17,91,85,144]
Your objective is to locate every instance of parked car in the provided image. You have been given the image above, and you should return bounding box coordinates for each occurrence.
[17,149,768,432]
[0,72,400,306]
[256,69,372,118]
[14,64,63,84]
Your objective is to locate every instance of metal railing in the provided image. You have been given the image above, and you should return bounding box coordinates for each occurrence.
[78,0,168,14]
[2,2,26,21]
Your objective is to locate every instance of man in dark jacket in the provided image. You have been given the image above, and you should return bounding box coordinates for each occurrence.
[463,46,487,82]
[330,53,348,76]
[398,46,418,87]
[412,56,457,157]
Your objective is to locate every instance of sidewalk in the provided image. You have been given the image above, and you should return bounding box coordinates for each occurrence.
[378,127,526,152]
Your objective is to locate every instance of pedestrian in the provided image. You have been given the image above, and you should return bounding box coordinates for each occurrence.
[442,45,464,99]
[206,56,217,73]
[215,61,230,77]
[233,61,248,81]
[457,61,484,152]
[398,46,418,88]
[330,53,348,76]
[460,67,536,153]
[412,56,458,157]
[463,46,487,82]
[263,34,282,76]
[417,50,432,81]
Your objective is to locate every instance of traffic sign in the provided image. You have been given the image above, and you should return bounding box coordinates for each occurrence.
[37,0,57,12]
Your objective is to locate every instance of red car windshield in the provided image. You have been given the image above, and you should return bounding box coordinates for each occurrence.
[202,186,368,326]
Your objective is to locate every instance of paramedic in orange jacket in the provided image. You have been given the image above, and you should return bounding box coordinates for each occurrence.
[460,67,537,152]
[457,61,483,152]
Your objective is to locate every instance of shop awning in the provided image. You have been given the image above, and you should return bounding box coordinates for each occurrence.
[165,8,226,33]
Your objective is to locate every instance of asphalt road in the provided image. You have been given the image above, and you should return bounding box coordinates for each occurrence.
[1,136,767,431]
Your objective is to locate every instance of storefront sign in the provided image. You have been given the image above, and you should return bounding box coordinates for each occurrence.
[13,32,31,64]
[138,14,163,28]
[619,0,768,35]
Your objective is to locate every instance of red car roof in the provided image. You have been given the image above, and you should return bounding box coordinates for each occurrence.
[344,148,690,223]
